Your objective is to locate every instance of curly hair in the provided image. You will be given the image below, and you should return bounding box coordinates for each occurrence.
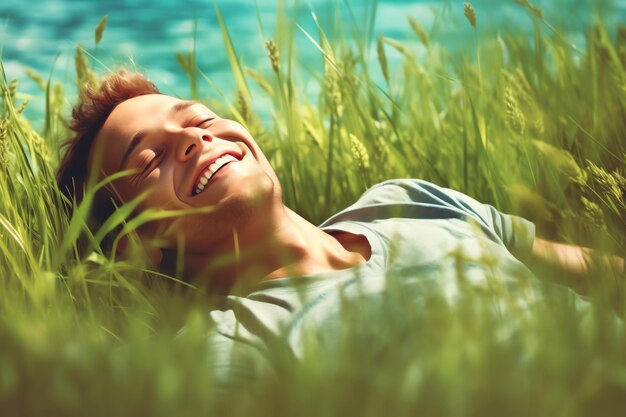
[56,70,160,229]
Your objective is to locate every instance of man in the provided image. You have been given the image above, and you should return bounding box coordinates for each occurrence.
[57,70,623,379]
[58,70,373,293]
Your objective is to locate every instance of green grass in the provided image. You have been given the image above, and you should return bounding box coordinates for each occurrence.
[1,1,626,415]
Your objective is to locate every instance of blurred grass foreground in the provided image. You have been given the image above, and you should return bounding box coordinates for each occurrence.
[1,0,626,415]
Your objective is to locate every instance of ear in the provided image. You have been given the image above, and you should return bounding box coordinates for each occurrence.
[116,228,164,269]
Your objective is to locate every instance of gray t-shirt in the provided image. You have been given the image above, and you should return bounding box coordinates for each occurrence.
[206,179,539,382]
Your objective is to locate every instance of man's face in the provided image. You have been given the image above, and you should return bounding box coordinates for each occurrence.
[89,94,281,255]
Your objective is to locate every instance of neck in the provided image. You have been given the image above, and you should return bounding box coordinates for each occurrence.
[183,202,368,293]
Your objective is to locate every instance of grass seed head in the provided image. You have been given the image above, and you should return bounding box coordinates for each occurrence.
[383,37,413,58]
[25,68,46,91]
[515,0,544,18]
[16,100,29,115]
[302,119,322,148]
[350,134,370,169]
[464,3,477,29]
[94,15,108,46]
[504,87,526,135]
[408,17,429,47]
[324,64,343,114]
[74,45,98,92]
[175,52,193,75]
[580,196,606,230]
[237,90,250,123]
[265,40,281,74]
[245,68,275,97]
[8,79,18,99]
[373,133,389,161]
[0,119,8,167]
[377,36,390,83]
[587,161,625,203]
[27,128,49,162]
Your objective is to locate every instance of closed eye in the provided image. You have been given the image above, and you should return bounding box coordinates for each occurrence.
[138,149,164,182]
[196,117,216,128]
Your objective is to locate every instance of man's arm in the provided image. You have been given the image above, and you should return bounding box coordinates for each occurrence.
[520,237,625,295]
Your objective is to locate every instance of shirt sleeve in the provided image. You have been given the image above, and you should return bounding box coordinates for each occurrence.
[207,329,272,390]
[477,202,536,257]
[349,179,536,256]
[203,310,274,390]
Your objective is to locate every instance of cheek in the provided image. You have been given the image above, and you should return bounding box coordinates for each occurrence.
[146,163,179,190]
[221,121,258,147]
[138,168,178,206]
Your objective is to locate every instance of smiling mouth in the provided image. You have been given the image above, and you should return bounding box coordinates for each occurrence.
[192,154,240,196]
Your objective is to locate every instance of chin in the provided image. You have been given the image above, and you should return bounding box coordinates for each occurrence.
[228,171,278,214]
[191,172,279,247]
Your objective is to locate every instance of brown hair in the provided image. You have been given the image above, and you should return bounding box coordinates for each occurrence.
[56,70,160,230]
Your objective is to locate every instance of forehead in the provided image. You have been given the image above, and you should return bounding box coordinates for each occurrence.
[104,94,184,136]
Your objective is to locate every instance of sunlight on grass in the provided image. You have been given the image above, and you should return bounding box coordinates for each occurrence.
[0,0,625,415]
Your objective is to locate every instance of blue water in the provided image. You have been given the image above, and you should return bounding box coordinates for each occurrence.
[1,0,624,125]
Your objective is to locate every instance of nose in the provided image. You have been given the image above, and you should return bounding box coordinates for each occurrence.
[176,129,213,161]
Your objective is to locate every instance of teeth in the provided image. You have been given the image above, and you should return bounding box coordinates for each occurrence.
[194,154,239,196]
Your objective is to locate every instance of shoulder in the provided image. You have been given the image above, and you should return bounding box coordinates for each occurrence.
[320,178,479,227]
[354,178,467,207]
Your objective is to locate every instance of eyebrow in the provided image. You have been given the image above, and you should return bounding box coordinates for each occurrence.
[170,100,201,115]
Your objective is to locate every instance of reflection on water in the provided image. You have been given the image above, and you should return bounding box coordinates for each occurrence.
[0,0,622,123]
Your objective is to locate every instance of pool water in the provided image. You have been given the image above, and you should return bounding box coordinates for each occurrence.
[0,0,623,124]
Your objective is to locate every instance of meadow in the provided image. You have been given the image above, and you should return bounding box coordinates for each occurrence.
[1,0,626,415]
